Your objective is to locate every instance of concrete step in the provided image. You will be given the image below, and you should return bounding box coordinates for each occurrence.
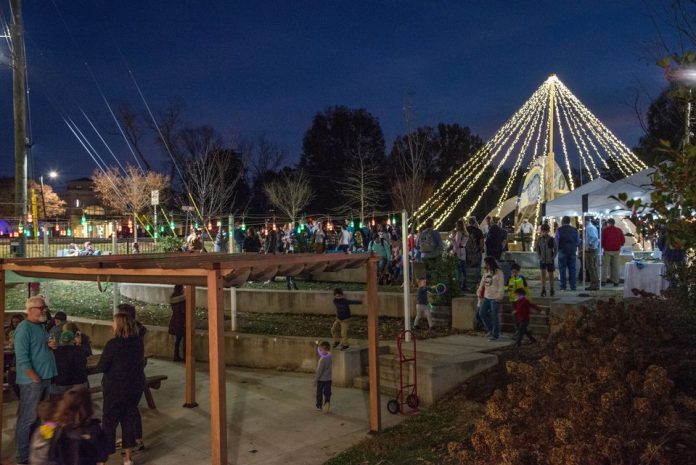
[500,313,549,325]
[501,322,550,336]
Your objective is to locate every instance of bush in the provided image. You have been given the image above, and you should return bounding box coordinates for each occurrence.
[449,298,696,465]
[156,235,184,253]
[427,255,461,305]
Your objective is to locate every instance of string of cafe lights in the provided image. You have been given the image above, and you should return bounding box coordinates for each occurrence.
[414,75,647,229]
[555,88,600,179]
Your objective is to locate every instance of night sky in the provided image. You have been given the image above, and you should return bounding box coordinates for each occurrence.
[0,1,677,186]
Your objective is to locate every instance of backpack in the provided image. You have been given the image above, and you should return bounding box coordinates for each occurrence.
[420,229,437,254]
[466,233,482,267]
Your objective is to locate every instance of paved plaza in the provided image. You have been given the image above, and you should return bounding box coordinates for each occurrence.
[1,358,403,465]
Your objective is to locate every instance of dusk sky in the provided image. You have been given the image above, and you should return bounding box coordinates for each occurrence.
[0,0,677,186]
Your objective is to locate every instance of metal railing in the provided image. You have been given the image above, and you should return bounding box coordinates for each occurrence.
[0,237,160,258]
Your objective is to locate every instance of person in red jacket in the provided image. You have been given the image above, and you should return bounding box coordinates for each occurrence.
[512,288,543,347]
[601,218,625,286]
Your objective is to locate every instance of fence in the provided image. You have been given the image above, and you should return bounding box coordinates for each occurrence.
[0,237,161,258]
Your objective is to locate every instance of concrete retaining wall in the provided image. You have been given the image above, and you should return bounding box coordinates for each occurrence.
[70,316,322,373]
[120,283,416,319]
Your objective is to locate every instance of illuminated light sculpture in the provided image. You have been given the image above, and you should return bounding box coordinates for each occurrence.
[414,75,647,241]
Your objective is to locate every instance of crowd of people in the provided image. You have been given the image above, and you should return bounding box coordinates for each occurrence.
[6,295,152,465]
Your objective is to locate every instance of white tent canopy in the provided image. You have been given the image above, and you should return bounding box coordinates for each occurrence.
[586,167,656,215]
[545,177,611,218]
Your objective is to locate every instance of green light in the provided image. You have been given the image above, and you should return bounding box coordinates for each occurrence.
[241,223,246,231]
[81,215,86,225]
[154,232,159,239]
[67,228,72,237]
[24,229,30,237]
[88,225,93,232]
[194,223,199,229]
[170,222,175,229]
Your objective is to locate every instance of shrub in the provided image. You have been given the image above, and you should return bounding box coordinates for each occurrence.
[449,298,696,465]
[156,235,184,253]
[427,255,461,305]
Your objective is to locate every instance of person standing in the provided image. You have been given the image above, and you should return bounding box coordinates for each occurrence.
[50,329,88,398]
[313,341,332,413]
[330,289,361,350]
[517,218,534,251]
[450,220,469,291]
[242,227,261,253]
[337,226,351,253]
[535,223,557,297]
[465,217,484,268]
[313,221,326,254]
[417,218,443,280]
[584,216,600,290]
[601,218,625,286]
[477,257,505,341]
[555,216,580,291]
[98,313,145,465]
[14,296,57,465]
[169,285,186,362]
[485,217,506,261]
[480,216,491,237]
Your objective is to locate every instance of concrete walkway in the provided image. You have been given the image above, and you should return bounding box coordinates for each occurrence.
[1,359,403,465]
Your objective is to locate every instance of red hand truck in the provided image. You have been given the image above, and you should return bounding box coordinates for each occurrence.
[387,330,419,415]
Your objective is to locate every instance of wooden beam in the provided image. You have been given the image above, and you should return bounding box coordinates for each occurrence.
[183,285,198,408]
[366,255,381,433]
[0,270,5,458]
[206,269,227,465]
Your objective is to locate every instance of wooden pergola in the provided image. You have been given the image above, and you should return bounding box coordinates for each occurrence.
[0,252,382,465]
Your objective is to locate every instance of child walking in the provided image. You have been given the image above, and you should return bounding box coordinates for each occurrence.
[314,341,332,413]
[331,289,361,350]
[512,288,543,347]
[413,278,434,331]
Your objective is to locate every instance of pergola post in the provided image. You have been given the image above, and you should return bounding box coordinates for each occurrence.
[366,255,381,433]
[206,269,227,465]
[183,285,198,408]
[0,270,5,458]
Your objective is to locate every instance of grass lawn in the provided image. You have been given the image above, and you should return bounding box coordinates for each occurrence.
[4,281,464,340]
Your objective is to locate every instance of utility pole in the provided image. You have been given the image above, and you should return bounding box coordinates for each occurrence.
[10,0,28,225]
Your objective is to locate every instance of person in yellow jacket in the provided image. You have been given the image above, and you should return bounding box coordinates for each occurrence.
[506,263,529,302]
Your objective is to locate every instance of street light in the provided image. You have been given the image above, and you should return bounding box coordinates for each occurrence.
[39,171,58,225]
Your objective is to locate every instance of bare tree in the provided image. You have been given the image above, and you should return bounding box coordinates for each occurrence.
[186,148,245,220]
[92,165,169,238]
[391,102,432,231]
[263,170,313,225]
[337,143,382,223]
[117,102,151,170]
[237,133,286,183]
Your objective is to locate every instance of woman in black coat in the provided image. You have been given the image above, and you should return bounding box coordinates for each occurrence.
[97,313,144,465]
[168,285,186,362]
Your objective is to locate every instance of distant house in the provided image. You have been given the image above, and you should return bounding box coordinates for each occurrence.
[63,177,103,216]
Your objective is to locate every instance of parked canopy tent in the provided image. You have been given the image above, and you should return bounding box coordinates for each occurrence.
[586,167,656,215]
[545,177,611,218]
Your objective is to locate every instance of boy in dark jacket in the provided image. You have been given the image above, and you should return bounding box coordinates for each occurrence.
[512,288,543,347]
[331,289,361,350]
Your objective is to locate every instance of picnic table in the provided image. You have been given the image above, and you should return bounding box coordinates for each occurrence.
[86,354,167,409]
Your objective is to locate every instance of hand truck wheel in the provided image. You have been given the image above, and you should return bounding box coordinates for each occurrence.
[387,399,400,415]
[406,394,419,409]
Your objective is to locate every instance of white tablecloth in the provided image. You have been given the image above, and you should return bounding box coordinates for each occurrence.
[623,262,669,298]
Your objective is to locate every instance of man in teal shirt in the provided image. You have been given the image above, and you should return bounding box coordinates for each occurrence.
[13,295,57,464]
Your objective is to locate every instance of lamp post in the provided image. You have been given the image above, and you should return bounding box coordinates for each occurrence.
[38,170,58,221]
